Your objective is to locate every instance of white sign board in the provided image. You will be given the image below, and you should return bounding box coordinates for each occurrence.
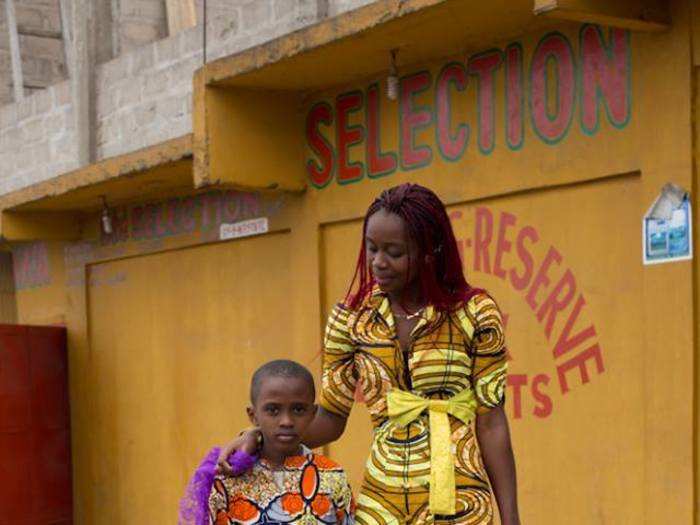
[220,217,269,241]
[643,197,692,265]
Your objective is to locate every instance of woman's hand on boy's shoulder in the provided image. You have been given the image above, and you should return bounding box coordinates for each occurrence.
[215,429,261,475]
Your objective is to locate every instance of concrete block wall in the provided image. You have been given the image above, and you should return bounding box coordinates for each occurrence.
[0,0,68,106]
[328,0,376,17]
[0,1,11,105]
[0,0,378,195]
[0,79,76,194]
[96,0,322,159]
[0,0,170,107]
[95,27,199,159]
[117,0,168,53]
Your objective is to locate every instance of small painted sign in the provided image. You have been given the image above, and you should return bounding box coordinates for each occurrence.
[220,217,269,241]
[643,185,692,265]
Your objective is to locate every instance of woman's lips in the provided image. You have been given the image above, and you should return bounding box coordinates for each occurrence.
[374,275,394,285]
[276,433,298,443]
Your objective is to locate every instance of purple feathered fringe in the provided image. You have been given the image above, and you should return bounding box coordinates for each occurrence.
[178,447,258,525]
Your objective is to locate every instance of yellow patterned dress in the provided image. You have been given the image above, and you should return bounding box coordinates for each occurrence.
[320,288,507,525]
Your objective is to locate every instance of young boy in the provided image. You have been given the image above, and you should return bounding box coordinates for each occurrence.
[207,360,355,525]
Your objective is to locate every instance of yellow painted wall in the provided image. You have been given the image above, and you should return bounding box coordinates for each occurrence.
[691,7,700,522]
[305,9,695,522]
[85,232,294,523]
[323,175,645,522]
[10,2,700,523]
[0,251,17,323]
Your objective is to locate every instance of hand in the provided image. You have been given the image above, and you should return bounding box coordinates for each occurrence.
[215,429,260,476]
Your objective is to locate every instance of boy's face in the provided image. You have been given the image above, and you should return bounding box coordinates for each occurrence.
[247,375,317,458]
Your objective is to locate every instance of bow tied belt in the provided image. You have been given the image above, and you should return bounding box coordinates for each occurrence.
[386,388,477,516]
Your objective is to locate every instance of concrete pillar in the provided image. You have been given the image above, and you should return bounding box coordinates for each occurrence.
[70,0,96,165]
[4,0,24,102]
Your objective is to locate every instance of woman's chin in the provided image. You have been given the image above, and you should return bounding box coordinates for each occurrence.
[374,278,396,292]
[377,284,395,294]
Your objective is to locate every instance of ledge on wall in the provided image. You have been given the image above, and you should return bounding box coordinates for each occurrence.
[0,0,670,241]
[0,136,193,241]
[533,0,670,32]
[192,0,669,192]
[195,0,546,192]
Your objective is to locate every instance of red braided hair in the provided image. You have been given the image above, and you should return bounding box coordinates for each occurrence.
[346,183,481,311]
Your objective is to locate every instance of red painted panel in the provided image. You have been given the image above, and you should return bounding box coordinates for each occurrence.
[32,428,72,521]
[30,328,70,430]
[0,432,32,522]
[0,325,72,525]
[0,328,31,432]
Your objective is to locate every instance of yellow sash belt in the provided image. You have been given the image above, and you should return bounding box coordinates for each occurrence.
[386,388,477,516]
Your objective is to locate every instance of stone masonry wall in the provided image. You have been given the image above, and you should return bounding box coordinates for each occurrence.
[0,0,377,195]
[0,0,68,106]
[116,0,168,54]
[0,79,75,193]
[327,0,375,17]
[0,0,173,107]
[0,1,11,105]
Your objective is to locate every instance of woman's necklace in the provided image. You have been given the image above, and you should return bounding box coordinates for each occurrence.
[392,308,423,320]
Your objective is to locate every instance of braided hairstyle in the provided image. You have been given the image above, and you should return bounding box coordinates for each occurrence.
[346,183,480,311]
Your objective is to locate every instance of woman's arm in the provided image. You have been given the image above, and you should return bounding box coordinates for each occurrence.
[476,406,520,525]
[216,407,347,475]
[303,406,348,448]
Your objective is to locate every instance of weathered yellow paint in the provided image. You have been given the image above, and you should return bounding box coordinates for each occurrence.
[192,69,208,193]
[534,0,670,31]
[0,137,193,240]
[14,240,68,326]
[1,211,81,241]
[322,175,648,523]
[0,251,17,323]
[7,0,700,524]
[196,87,305,191]
[692,63,700,525]
[197,0,557,92]
[0,135,192,214]
[84,233,295,523]
[202,0,451,87]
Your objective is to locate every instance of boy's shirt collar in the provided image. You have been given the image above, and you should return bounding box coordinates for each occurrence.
[257,444,313,470]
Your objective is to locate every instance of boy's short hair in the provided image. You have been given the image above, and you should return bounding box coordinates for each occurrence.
[250,359,316,404]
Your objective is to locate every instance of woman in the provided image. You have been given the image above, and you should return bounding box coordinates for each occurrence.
[219,184,520,524]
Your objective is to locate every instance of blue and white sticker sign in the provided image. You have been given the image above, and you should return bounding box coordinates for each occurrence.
[643,196,692,265]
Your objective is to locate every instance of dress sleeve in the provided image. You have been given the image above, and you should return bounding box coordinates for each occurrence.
[466,293,507,413]
[319,303,358,419]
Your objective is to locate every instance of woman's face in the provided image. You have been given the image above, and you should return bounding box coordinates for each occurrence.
[365,209,419,296]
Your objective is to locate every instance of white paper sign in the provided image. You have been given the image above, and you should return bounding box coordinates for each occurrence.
[220,217,269,240]
[643,198,692,265]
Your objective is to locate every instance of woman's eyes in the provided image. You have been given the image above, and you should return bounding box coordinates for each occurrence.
[366,244,404,258]
[265,407,279,415]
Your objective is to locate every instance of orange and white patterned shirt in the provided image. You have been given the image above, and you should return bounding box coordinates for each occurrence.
[208,446,355,525]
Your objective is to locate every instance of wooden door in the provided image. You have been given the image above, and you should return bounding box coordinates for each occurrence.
[0,324,72,525]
